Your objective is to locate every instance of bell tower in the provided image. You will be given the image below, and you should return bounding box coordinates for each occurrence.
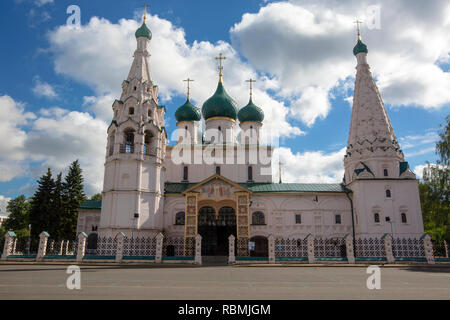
[99,11,167,237]
[344,24,423,238]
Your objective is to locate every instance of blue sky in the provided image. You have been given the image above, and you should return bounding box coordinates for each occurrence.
[0,0,449,207]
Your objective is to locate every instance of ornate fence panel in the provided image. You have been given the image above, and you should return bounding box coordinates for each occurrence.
[275,238,308,258]
[314,238,347,257]
[12,238,35,255]
[46,239,77,256]
[355,238,385,257]
[85,236,117,256]
[392,238,425,258]
[162,237,188,257]
[123,236,157,256]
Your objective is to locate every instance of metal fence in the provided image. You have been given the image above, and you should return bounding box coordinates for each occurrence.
[314,238,347,257]
[275,238,308,258]
[392,238,425,258]
[123,236,157,256]
[85,236,117,256]
[162,237,191,257]
[355,237,385,257]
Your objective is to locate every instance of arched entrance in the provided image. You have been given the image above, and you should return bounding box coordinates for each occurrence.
[198,206,236,256]
[250,236,268,257]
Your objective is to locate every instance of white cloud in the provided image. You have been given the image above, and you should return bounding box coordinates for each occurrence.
[230,0,450,125]
[275,147,346,183]
[34,0,53,7]
[413,164,427,180]
[32,77,58,98]
[0,195,11,213]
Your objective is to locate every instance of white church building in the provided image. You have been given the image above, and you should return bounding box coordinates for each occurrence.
[77,18,424,257]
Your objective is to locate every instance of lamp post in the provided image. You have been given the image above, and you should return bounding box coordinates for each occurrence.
[26,224,31,254]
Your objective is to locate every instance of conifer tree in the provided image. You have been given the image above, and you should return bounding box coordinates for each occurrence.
[52,172,63,240]
[61,160,86,240]
[29,168,55,243]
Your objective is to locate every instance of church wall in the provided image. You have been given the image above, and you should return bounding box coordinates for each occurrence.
[350,179,424,238]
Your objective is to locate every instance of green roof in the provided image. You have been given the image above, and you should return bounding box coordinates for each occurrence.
[353,39,368,56]
[202,81,238,120]
[238,99,264,123]
[135,22,152,40]
[165,182,349,194]
[175,99,201,122]
[399,161,409,175]
[79,200,102,210]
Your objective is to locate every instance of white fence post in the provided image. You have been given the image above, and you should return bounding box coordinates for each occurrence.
[306,234,315,264]
[228,235,235,264]
[195,234,202,265]
[268,235,275,264]
[421,234,435,265]
[1,231,16,261]
[445,240,449,258]
[36,232,50,262]
[344,234,355,264]
[76,232,88,263]
[155,233,164,263]
[382,233,395,263]
[115,232,126,263]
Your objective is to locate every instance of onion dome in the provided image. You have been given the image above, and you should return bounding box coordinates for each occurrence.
[238,99,264,123]
[175,99,201,122]
[353,39,368,56]
[202,82,238,120]
[135,22,152,40]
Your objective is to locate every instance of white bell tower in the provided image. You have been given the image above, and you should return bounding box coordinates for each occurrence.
[344,25,423,238]
[99,12,167,237]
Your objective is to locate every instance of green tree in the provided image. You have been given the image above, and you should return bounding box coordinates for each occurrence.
[2,195,30,238]
[61,160,86,240]
[419,115,450,242]
[29,168,55,243]
[90,193,102,201]
[51,172,64,240]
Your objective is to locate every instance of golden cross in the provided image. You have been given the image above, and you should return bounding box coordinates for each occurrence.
[245,78,256,99]
[142,4,150,23]
[353,19,363,40]
[183,78,194,100]
[215,53,226,82]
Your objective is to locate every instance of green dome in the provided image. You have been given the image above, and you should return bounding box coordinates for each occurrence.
[353,39,368,55]
[175,99,201,122]
[238,99,264,123]
[135,22,152,40]
[202,82,238,120]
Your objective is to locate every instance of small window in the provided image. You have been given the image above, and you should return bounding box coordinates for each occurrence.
[248,166,253,181]
[401,213,407,223]
[295,214,301,224]
[148,109,152,117]
[175,212,185,225]
[183,166,188,181]
[374,213,380,223]
[218,126,221,131]
[216,166,221,175]
[386,189,391,198]
[335,214,341,224]
[252,211,265,225]
[134,86,137,91]
[129,107,134,115]
[383,169,388,177]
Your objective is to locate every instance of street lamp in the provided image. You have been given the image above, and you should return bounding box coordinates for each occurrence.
[26,224,31,254]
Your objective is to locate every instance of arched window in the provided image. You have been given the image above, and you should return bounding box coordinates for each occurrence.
[386,189,391,198]
[129,107,134,115]
[401,213,407,223]
[374,213,380,223]
[175,212,185,225]
[133,86,137,91]
[252,211,265,225]
[122,128,135,153]
[216,166,221,175]
[383,169,388,177]
[148,109,152,117]
[183,166,188,181]
[248,166,253,181]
